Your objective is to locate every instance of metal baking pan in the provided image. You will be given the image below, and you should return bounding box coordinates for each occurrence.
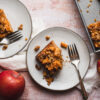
[74,0,100,53]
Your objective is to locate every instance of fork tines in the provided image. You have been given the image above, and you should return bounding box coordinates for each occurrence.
[7,30,23,43]
[68,44,79,60]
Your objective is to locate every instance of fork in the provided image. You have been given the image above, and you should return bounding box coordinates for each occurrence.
[0,30,23,45]
[68,44,88,100]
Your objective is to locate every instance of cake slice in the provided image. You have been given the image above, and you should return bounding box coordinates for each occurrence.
[0,9,13,39]
[36,41,63,85]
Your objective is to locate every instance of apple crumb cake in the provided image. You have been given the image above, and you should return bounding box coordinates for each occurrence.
[36,41,63,85]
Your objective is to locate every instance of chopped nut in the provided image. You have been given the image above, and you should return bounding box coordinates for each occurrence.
[2,45,8,50]
[61,42,68,49]
[25,38,28,41]
[35,64,41,70]
[88,21,100,48]
[45,36,50,41]
[18,24,23,30]
[34,46,40,51]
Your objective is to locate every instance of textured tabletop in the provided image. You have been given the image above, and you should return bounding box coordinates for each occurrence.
[0,0,100,100]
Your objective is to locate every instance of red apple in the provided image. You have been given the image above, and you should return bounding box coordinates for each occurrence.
[97,60,100,75]
[0,70,25,99]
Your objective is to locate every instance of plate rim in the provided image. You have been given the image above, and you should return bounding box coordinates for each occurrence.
[26,26,91,91]
[0,0,33,59]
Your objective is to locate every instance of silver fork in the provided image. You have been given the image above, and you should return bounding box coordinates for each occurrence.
[0,30,23,45]
[68,44,88,100]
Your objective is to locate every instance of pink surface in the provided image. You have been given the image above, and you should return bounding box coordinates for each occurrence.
[0,0,100,100]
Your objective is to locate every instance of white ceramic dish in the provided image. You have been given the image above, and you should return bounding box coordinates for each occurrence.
[27,27,90,91]
[0,0,32,58]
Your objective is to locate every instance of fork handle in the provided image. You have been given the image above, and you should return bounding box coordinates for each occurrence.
[77,69,88,100]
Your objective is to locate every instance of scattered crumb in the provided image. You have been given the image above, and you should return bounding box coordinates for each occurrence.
[80,9,82,13]
[60,42,68,49]
[89,0,93,3]
[34,46,40,51]
[18,24,23,30]
[86,10,89,13]
[35,64,41,70]
[45,36,50,41]
[25,38,28,41]
[2,45,8,50]
[94,19,97,22]
[87,4,91,8]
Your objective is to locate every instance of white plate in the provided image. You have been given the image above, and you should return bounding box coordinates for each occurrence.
[0,0,32,58]
[27,27,90,91]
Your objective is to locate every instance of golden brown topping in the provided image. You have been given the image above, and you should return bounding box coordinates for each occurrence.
[49,47,55,52]
[34,46,40,51]
[18,24,23,30]
[2,45,8,50]
[42,58,51,64]
[61,42,68,49]
[45,36,50,41]
[88,21,100,48]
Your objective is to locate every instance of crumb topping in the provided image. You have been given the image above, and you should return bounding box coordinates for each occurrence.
[36,41,63,85]
[88,21,100,48]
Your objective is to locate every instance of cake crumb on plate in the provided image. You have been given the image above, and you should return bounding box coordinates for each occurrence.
[2,45,8,50]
